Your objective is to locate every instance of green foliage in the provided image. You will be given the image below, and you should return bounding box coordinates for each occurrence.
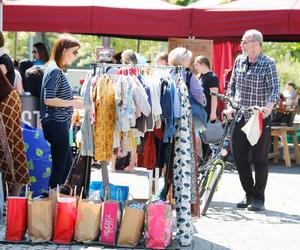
[276,60,300,90]
[175,0,191,6]
[263,42,300,90]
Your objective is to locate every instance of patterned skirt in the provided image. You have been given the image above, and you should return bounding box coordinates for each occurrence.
[0,90,29,184]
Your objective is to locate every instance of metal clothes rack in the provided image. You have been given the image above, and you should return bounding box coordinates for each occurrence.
[91,62,182,76]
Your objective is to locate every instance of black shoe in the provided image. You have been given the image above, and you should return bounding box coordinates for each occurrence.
[247,199,265,211]
[237,196,253,208]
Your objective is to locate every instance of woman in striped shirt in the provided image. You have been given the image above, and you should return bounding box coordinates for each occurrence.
[40,35,83,189]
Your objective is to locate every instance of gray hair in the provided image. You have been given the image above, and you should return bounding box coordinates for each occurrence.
[243,29,263,46]
[168,47,192,66]
[121,49,138,64]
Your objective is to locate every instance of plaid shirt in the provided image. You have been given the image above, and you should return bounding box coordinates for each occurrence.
[227,53,279,121]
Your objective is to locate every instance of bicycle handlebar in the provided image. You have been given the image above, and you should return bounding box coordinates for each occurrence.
[210,92,261,113]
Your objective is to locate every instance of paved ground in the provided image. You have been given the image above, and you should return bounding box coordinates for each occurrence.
[0,163,300,249]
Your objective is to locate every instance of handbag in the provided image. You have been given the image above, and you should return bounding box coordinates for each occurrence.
[63,149,88,196]
[201,120,224,144]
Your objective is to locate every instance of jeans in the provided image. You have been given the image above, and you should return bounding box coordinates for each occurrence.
[42,119,72,189]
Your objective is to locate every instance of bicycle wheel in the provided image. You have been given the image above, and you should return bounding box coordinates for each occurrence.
[201,163,223,216]
[199,168,210,199]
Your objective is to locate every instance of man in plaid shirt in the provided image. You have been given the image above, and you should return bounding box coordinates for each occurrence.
[225,29,279,211]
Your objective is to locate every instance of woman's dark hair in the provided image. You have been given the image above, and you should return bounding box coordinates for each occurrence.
[49,35,81,69]
[19,59,33,79]
[287,82,296,89]
[0,31,4,47]
[194,55,210,69]
[33,42,49,63]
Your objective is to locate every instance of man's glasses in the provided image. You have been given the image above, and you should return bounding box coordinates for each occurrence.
[240,40,255,45]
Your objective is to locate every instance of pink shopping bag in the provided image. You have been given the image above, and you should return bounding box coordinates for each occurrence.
[100,200,120,245]
[144,202,173,249]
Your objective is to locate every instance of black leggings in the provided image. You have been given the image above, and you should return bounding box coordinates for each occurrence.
[42,119,72,189]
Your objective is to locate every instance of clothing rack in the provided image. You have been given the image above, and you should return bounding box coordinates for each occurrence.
[91,62,182,76]
[84,62,182,198]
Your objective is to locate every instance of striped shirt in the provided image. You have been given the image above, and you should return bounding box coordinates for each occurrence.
[227,53,279,121]
[40,61,73,122]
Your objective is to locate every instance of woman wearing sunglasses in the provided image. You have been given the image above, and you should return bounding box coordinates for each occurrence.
[40,34,83,189]
[32,42,49,66]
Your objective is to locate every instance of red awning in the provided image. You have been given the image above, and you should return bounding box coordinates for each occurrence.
[3,0,94,34]
[189,0,298,41]
[3,0,190,39]
[91,0,190,39]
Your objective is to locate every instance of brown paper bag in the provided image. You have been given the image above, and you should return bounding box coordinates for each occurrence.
[74,188,102,242]
[27,199,53,242]
[117,206,145,246]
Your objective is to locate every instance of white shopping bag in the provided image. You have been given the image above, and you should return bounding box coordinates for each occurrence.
[242,110,263,146]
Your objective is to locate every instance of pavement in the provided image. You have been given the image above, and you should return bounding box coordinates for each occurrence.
[1,163,300,250]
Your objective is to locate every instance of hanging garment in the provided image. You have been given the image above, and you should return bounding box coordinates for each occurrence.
[173,79,193,246]
[93,76,115,161]
[137,132,156,170]
[0,90,29,185]
[81,74,94,157]
[188,115,197,205]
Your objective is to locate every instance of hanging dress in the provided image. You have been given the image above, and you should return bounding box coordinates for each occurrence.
[93,76,115,161]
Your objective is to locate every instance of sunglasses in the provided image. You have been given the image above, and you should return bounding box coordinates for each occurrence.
[72,50,79,56]
[240,40,255,45]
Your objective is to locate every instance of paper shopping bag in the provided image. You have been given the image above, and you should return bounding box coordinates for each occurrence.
[49,184,74,224]
[144,202,173,249]
[100,187,122,246]
[117,203,145,247]
[5,183,28,241]
[53,188,77,244]
[100,200,120,245]
[27,198,53,242]
[74,188,102,242]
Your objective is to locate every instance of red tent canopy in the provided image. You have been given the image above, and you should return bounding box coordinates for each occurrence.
[289,0,300,36]
[3,0,94,34]
[91,0,190,39]
[3,0,190,39]
[190,0,300,41]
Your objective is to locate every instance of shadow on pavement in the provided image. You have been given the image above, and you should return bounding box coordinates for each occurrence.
[268,165,300,175]
[203,201,300,224]
[180,235,231,250]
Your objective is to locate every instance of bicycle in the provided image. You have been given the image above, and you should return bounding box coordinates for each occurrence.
[199,92,260,216]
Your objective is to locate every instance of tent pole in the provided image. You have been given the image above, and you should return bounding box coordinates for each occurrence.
[14,32,17,60]
[0,0,3,31]
[102,37,110,48]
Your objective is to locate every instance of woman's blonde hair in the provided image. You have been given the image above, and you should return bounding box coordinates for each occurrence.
[121,49,138,65]
[49,34,80,69]
[168,47,192,66]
